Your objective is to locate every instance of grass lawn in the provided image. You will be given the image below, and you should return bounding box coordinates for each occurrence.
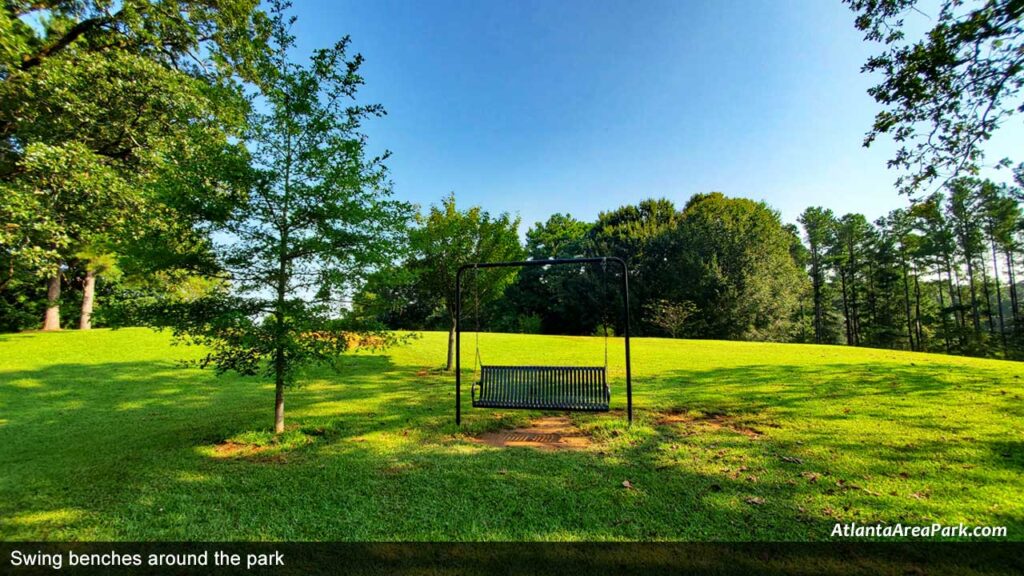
[0,328,1021,541]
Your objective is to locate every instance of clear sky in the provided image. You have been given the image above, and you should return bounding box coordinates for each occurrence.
[288,0,1016,232]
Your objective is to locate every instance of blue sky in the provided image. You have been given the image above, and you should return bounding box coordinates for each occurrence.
[289,0,1016,231]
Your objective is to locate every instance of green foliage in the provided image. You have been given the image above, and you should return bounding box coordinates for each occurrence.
[142,2,412,430]
[503,213,600,335]
[671,193,806,341]
[643,298,697,338]
[0,0,266,328]
[799,207,844,344]
[403,193,523,368]
[589,198,680,334]
[846,0,1024,195]
[409,193,523,322]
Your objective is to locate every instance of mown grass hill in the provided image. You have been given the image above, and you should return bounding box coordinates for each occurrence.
[1,329,1021,541]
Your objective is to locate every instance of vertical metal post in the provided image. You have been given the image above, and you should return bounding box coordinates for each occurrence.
[455,267,462,425]
[619,259,633,425]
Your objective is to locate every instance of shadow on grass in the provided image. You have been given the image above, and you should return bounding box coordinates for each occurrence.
[2,353,1022,542]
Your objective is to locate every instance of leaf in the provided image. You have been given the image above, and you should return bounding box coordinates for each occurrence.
[744,496,765,506]
[622,480,634,490]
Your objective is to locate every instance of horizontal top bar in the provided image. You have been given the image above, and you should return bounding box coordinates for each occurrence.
[482,365,606,371]
[457,256,626,276]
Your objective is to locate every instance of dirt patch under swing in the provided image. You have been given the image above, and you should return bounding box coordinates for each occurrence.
[472,416,591,451]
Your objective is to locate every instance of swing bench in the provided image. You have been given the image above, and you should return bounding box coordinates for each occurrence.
[455,257,633,425]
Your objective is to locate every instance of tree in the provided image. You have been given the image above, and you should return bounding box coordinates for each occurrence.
[0,1,265,330]
[847,0,1024,196]
[888,208,926,350]
[588,199,680,335]
[946,178,986,336]
[505,213,595,335]
[670,193,805,341]
[979,179,1021,352]
[911,193,964,350]
[75,243,120,330]
[829,214,874,346]
[407,194,523,371]
[799,207,836,343]
[1,143,137,330]
[644,299,697,338]
[148,3,411,433]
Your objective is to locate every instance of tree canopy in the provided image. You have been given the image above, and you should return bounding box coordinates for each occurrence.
[846,0,1024,195]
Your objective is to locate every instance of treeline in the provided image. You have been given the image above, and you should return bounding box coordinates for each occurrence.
[356,174,1024,361]
[3,3,1023,371]
[800,176,1023,358]
[354,192,806,368]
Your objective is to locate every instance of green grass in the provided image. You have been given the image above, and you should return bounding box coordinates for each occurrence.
[1,328,1022,541]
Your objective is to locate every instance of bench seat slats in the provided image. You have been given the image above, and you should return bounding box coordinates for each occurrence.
[472,365,610,411]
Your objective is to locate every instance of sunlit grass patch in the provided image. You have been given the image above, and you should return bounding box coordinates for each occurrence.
[1,328,1022,541]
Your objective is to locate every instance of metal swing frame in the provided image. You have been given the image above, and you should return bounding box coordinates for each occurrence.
[455,257,633,425]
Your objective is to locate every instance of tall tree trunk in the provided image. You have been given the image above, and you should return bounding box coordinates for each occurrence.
[850,276,860,346]
[979,253,995,335]
[446,321,456,371]
[273,367,285,434]
[1007,249,1020,328]
[964,254,981,333]
[274,291,286,430]
[865,260,876,342]
[900,253,915,351]
[945,255,962,330]
[811,255,823,344]
[840,269,852,346]
[79,270,96,330]
[274,114,292,435]
[935,264,951,353]
[991,240,1006,351]
[42,274,61,331]
[953,264,967,333]
[913,269,924,350]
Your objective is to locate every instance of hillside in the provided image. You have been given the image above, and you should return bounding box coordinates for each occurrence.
[1,329,1021,541]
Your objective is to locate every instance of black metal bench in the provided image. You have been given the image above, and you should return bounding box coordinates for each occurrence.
[455,257,633,425]
[472,365,611,411]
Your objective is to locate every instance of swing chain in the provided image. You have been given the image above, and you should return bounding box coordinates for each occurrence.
[602,257,609,370]
[473,264,482,375]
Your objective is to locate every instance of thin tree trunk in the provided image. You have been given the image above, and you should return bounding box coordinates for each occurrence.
[865,260,876,342]
[840,269,852,346]
[964,254,981,333]
[900,253,915,351]
[991,240,1006,351]
[42,274,61,331]
[273,372,285,434]
[79,270,96,330]
[935,264,951,353]
[811,253,823,343]
[1008,249,1020,328]
[273,273,287,434]
[945,256,962,330]
[850,275,860,346]
[446,322,456,371]
[274,105,293,435]
[953,265,967,332]
[979,253,995,336]
[913,269,924,350]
